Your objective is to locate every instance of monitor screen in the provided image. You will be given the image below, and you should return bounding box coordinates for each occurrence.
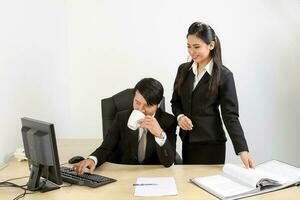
[21,117,62,192]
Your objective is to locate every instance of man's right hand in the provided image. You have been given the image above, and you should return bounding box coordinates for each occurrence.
[178,115,193,131]
[73,158,96,174]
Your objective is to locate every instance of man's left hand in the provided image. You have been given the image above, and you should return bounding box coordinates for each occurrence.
[138,116,163,138]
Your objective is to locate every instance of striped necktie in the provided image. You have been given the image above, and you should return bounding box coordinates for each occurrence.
[138,128,147,163]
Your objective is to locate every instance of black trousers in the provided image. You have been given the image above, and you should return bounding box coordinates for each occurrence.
[182,141,226,164]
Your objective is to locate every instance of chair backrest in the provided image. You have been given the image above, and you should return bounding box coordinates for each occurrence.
[101,88,165,139]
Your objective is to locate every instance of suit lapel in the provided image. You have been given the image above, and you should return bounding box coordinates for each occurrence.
[180,70,194,116]
[144,130,154,160]
[193,71,210,92]
[185,70,194,97]
[127,128,139,159]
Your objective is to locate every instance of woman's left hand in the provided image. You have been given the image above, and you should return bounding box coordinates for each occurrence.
[239,151,255,169]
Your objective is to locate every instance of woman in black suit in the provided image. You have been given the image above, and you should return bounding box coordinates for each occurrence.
[171,22,255,168]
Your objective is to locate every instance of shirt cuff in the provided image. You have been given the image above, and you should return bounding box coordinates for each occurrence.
[177,114,184,122]
[87,156,98,166]
[238,151,248,155]
[155,131,167,147]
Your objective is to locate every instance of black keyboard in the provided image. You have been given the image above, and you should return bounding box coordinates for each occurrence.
[60,166,117,188]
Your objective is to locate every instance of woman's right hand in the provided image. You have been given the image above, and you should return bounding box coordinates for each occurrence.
[73,159,96,174]
[178,115,193,131]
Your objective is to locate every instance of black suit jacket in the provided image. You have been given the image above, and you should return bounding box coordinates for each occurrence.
[90,108,177,167]
[171,62,249,154]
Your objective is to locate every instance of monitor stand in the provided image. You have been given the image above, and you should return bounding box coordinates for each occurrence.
[27,164,60,193]
[39,178,60,193]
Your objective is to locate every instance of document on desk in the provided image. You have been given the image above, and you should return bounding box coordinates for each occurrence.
[134,177,178,197]
[191,160,300,200]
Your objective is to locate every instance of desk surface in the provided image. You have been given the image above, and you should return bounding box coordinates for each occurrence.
[1,139,300,200]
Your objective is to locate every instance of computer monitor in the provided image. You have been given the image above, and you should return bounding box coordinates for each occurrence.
[21,117,62,192]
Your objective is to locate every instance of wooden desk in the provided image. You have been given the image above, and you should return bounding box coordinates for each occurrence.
[1,139,300,200]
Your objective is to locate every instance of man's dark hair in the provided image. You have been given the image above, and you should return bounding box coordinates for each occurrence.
[133,78,164,106]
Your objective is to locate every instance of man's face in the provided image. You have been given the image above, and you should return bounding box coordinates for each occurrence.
[133,91,158,116]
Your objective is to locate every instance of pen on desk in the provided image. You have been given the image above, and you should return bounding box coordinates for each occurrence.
[133,183,158,186]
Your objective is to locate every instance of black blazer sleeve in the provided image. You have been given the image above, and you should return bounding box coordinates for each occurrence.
[171,64,185,118]
[154,113,177,167]
[90,113,121,167]
[220,72,249,154]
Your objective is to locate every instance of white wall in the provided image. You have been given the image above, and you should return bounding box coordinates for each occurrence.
[1,0,299,166]
[0,0,68,165]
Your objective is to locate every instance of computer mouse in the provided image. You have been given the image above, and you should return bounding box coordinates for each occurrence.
[68,156,85,164]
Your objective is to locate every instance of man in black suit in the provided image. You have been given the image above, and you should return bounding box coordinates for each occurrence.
[74,78,177,174]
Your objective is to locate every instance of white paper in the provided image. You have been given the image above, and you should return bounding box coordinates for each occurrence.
[256,160,300,184]
[223,164,283,188]
[134,177,178,197]
[193,175,254,198]
[192,160,300,200]
[223,164,259,188]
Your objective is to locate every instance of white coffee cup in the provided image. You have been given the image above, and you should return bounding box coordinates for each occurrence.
[127,110,145,130]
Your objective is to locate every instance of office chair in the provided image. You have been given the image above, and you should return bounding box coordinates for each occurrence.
[101,88,182,164]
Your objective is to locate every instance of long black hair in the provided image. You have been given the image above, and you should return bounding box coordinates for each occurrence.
[175,22,222,98]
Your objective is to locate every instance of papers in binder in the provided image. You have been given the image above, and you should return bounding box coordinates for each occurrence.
[191,160,300,200]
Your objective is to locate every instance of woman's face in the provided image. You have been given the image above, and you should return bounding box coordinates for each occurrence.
[187,34,213,64]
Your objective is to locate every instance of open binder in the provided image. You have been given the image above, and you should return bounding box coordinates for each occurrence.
[191,160,300,200]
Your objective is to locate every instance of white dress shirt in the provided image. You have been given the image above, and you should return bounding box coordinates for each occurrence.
[191,59,214,90]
